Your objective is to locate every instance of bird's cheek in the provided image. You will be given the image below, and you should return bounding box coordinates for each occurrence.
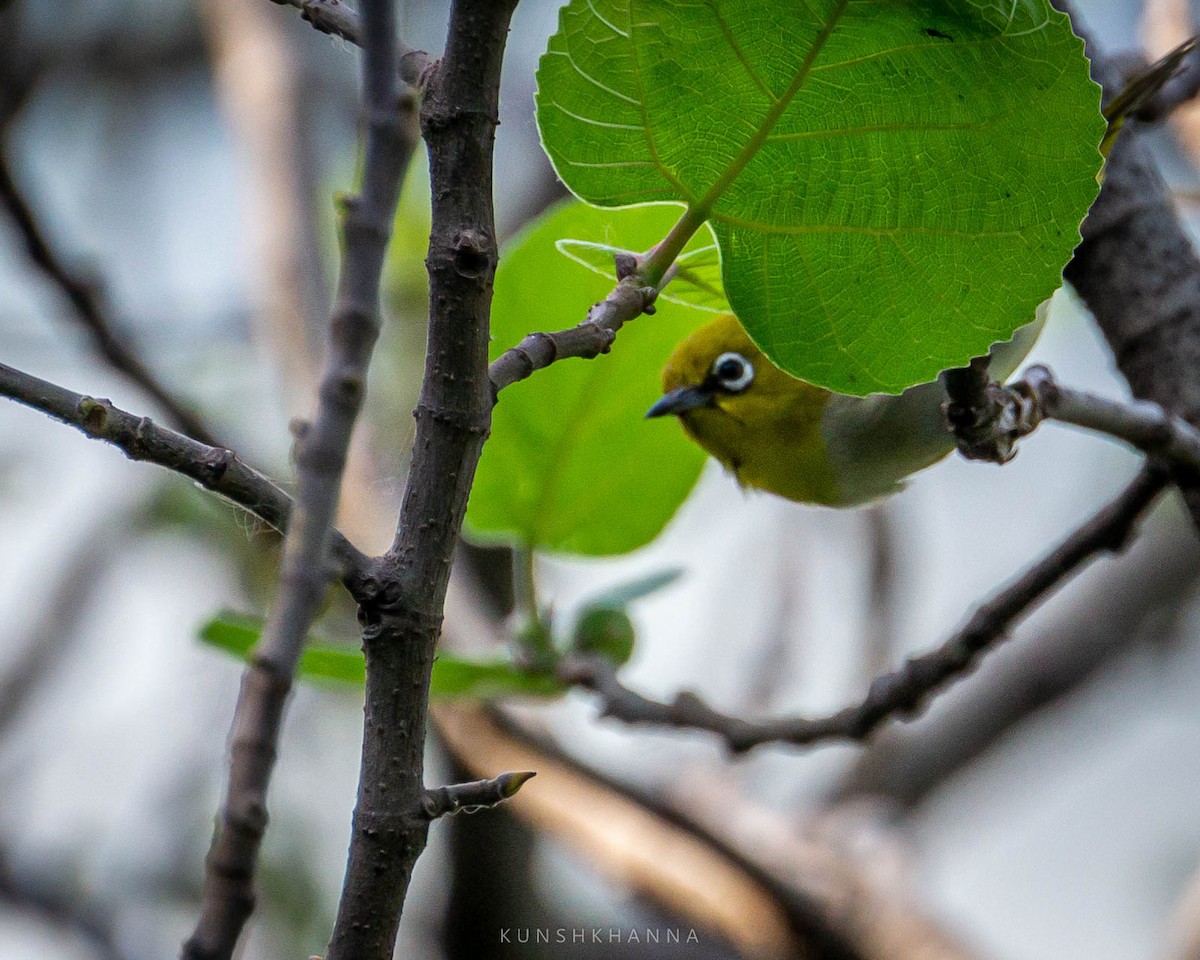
[710,398,748,427]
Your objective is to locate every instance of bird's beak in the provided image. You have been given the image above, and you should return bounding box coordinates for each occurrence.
[645,385,715,419]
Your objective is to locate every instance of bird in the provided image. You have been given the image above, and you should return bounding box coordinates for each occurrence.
[646,311,1043,506]
[644,39,1196,506]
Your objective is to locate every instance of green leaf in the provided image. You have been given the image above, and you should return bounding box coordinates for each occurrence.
[580,567,684,609]
[199,613,366,685]
[197,613,563,698]
[466,200,710,555]
[536,1,1103,395]
[383,143,433,312]
[571,607,636,666]
[430,657,564,698]
[557,239,728,312]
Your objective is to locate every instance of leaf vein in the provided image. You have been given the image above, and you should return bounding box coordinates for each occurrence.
[546,49,640,105]
[708,2,778,103]
[586,0,629,38]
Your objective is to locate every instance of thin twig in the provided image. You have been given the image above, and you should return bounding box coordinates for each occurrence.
[560,468,1168,753]
[838,505,1200,806]
[421,771,537,820]
[1128,46,1200,123]
[862,503,901,680]
[0,848,126,960]
[0,362,368,583]
[488,274,658,394]
[945,363,1200,478]
[268,0,429,85]
[0,149,218,446]
[1023,366,1200,477]
[182,2,417,954]
[324,3,519,958]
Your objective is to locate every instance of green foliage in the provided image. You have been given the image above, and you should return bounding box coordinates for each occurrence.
[536,0,1103,395]
[565,568,682,666]
[570,608,637,665]
[465,200,710,555]
[578,567,683,609]
[558,239,727,312]
[382,143,433,313]
[198,613,563,698]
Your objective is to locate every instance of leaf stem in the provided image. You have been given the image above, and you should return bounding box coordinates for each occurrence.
[512,543,538,626]
[641,206,708,287]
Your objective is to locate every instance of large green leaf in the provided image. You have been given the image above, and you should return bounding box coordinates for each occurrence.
[466,200,710,555]
[536,0,1103,395]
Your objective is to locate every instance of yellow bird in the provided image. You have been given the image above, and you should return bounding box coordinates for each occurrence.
[646,40,1194,505]
[647,312,1042,506]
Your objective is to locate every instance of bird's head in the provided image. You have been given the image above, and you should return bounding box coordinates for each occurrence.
[648,313,826,421]
[646,313,832,486]
[647,313,761,420]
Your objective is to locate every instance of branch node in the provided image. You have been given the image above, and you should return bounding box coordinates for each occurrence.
[613,251,640,280]
[943,357,1045,463]
[289,417,312,442]
[77,396,110,435]
[451,229,492,279]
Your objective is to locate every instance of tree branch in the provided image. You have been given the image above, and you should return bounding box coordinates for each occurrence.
[1023,367,1200,476]
[182,1,417,955]
[1056,4,1200,529]
[945,364,1200,479]
[488,273,658,394]
[421,771,537,820]
[324,3,519,959]
[0,146,218,447]
[0,361,369,582]
[560,467,1168,753]
[267,0,429,85]
[838,504,1200,807]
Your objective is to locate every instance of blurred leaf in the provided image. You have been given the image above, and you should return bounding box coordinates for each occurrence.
[198,612,563,698]
[199,613,365,685]
[466,199,710,556]
[570,607,636,666]
[383,142,433,312]
[536,1,1103,394]
[580,567,684,610]
[430,657,564,698]
[671,245,727,312]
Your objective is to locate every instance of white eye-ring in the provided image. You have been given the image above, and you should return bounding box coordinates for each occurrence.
[711,352,754,393]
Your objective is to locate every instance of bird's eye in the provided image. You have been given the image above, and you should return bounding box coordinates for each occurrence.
[711,352,754,392]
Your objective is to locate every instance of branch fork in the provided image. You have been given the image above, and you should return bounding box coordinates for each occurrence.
[941,356,1041,463]
[945,360,1200,480]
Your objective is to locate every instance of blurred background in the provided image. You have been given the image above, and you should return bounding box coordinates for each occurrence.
[2,0,1200,958]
